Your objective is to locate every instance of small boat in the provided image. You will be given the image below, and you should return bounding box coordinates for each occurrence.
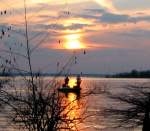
[59,76,82,94]
[58,86,81,93]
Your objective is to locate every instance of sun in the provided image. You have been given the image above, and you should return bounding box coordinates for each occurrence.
[64,34,85,49]
[66,40,83,49]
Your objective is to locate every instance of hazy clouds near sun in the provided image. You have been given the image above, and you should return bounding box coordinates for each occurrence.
[0,0,150,73]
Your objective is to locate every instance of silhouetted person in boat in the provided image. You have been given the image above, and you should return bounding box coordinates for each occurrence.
[75,75,81,88]
[63,76,69,87]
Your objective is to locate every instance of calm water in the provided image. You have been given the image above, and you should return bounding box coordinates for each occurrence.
[0,77,150,131]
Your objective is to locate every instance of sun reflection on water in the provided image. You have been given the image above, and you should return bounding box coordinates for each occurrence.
[61,78,81,130]
[68,78,76,88]
[67,93,80,130]
[61,77,86,130]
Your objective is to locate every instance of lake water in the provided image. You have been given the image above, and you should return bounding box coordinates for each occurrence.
[0,77,150,131]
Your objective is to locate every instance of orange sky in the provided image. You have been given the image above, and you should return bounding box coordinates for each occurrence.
[1,0,150,73]
[1,0,150,50]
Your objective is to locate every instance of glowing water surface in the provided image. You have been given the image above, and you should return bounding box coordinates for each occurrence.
[0,77,149,131]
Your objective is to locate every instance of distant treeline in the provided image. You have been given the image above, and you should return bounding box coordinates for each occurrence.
[109,70,150,78]
[2,70,150,78]
[0,72,106,77]
[0,72,56,77]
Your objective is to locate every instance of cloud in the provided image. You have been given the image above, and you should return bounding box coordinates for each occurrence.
[40,5,149,25]
[100,13,150,24]
[84,28,150,51]
[32,23,90,31]
[100,12,129,23]
[80,9,150,24]
[129,16,150,23]
[93,0,116,12]
[114,0,150,11]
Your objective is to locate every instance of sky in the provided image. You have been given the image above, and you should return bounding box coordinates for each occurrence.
[0,0,150,74]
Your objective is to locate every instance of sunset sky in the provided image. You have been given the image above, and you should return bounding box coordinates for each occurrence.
[0,0,150,74]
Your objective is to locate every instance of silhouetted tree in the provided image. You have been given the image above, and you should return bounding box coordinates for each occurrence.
[0,76,87,131]
[103,85,150,131]
[0,1,90,130]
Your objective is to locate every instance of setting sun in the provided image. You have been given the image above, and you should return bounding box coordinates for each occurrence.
[64,34,85,49]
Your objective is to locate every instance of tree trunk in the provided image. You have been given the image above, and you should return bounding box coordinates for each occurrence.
[142,108,150,131]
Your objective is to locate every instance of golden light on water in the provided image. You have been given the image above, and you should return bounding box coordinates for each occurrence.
[68,78,76,88]
[63,78,81,129]
[67,93,80,129]
[64,34,85,50]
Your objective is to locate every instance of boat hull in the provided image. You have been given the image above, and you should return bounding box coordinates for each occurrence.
[58,87,81,93]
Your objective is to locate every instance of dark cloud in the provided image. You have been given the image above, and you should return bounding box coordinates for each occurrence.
[100,12,129,23]
[129,16,150,23]
[32,23,90,31]
[78,8,150,24]
[85,9,106,14]
[38,15,58,19]
[66,23,91,30]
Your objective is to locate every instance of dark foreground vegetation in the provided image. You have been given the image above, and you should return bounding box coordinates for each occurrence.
[103,84,150,131]
[1,1,150,131]
[0,76,88,131]
[0,1,90,130]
